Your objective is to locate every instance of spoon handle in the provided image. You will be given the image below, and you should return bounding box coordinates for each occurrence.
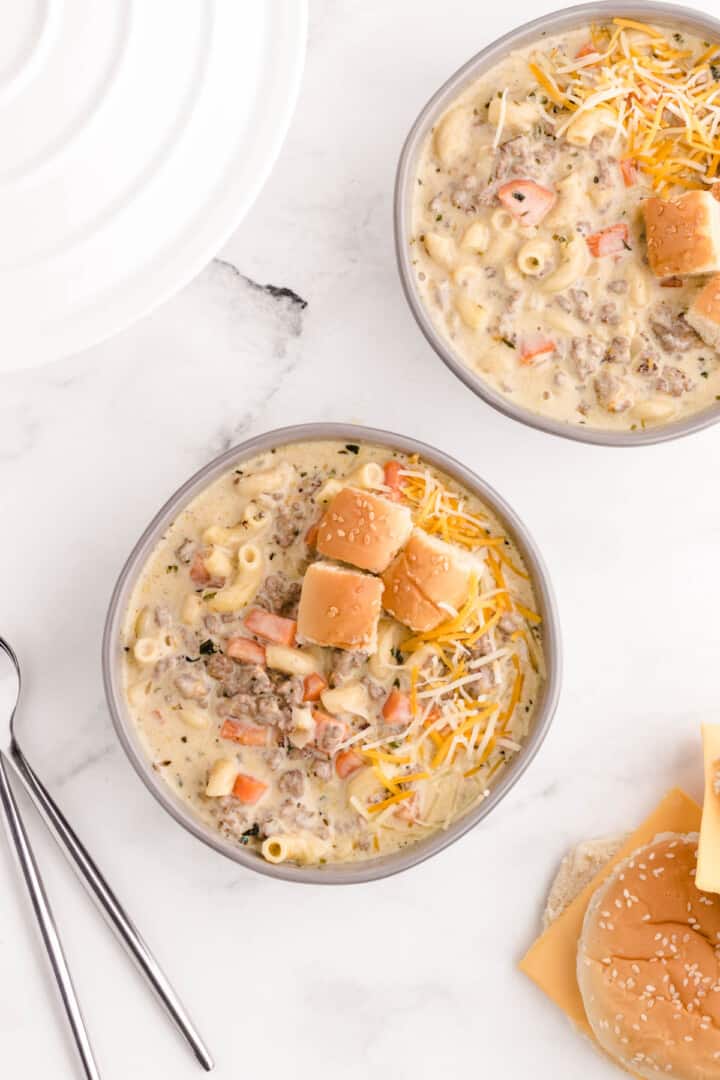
[9,743,214,1073]
[0,751,101,1080]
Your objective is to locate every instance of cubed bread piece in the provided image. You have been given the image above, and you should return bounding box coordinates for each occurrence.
[686,273,720,349]
[296,562,383,652]
[316,487,412,574]
[643,190,720,277]
[382,529,475,632]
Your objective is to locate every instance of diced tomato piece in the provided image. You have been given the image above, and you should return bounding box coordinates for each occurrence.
[305,521,319,547]
[335,750,364,780]
[232,773,268,803]
[313,711,349,744]
[619,159,638,187]
[220,719,268,747]
[383,460,404,501]
[519,335,555,365]
[189,552,210,585]
[244,609,297,646]
[660,276,683,287]
[226,637,266,665]
[498,179,556,227]
[586,223,629,257]
[382,689,412,728]
[303,673,327,702]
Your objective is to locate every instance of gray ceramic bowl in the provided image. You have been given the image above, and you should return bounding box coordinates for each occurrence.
[394,0,720,447]
[103,424,562,883]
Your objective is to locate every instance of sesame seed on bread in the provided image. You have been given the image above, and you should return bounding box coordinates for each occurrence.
[577,833,720,1079]
[643,191,720,278]
[382,528,476,632]
[296,561,383,652]
[316,487,412,574]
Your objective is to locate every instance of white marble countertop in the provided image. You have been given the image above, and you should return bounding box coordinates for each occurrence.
[2,1,719,1076]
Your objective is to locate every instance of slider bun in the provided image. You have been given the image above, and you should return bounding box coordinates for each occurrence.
[296,561,383,652]
[543,835,626,929]
[316,487,412,574]
[578,832,720,1080]
[687,273,720,350]
[643,191,720,277]
[382,529,475,632]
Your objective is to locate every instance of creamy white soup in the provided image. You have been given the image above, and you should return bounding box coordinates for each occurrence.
[122,440,545,867]
[411,17,720,431]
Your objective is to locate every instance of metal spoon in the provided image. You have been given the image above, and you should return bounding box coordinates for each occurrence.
[0,637,214,1074]
[0,642,99,1079]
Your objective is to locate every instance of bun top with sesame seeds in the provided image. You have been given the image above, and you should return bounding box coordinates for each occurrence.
[315,487,412,574]
[577,832,720,1079]
[643,191,720,278]
[381,528,478,633]
[296,561,384,653]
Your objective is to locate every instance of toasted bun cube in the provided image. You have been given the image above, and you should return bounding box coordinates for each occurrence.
[316,487,412,574]
[382,529,475,632]
[644,190,720,277]
[296,562,383,652]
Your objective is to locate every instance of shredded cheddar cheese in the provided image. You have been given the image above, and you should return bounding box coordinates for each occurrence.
[532,17,720,193]
[368,791,414,814]
[341,463,545,833]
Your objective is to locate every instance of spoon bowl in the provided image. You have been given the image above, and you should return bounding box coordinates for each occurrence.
[0,636,21,752]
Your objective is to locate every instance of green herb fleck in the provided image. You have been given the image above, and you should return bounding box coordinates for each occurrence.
[501,337,516,349]
[199,639,217,656]
[165,564,178,574]
[345,444,360,454]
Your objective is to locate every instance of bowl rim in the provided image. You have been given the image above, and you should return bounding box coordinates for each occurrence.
[394,0,720,448]
[102,423,562,884]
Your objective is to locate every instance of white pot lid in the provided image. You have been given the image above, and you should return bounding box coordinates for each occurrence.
[1,0,307,371]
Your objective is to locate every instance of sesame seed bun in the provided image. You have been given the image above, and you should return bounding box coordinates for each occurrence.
[315,487,412,574]
[687,274,720,351]
[644,191,720,277]
[296,561,383,652]
[577,832,720,1079]
[381,529,475,632]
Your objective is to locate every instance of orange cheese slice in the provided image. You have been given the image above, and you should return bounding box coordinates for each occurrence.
[519,788,701,1038]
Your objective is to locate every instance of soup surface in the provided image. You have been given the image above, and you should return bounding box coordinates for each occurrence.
[122,440,545,867]
[410,17,720,431]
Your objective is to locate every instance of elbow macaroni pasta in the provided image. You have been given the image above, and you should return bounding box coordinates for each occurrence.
[542,238,589,293]
[208,542,263,612]
[516,238,554,277]
[320,682,371,719]
[262,833,329,865]
[235,462,295,498]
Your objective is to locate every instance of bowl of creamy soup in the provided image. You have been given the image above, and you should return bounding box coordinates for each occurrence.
[395,2,720,445]
[103,425,561,883]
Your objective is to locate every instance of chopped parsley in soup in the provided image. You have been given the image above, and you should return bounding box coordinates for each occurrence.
[411,17,720,431]
[122,441,545,867]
